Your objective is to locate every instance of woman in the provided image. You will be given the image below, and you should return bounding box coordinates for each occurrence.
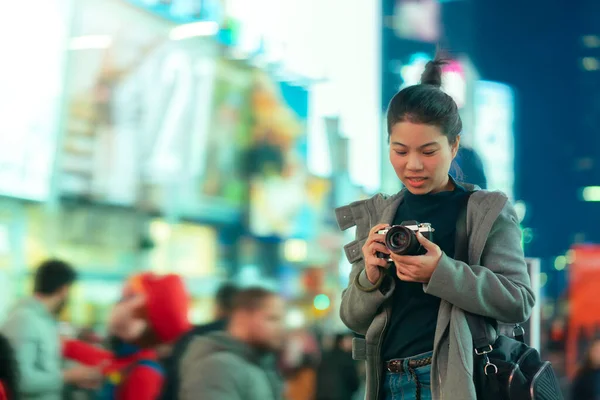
[0,333,18,400]
[337,56,535,400]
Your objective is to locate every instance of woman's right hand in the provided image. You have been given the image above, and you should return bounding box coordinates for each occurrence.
[361,223,392,284]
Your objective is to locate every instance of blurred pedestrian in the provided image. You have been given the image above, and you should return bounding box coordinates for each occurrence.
[315,333,360,400]
[0,333,18,400]
[283,330,320,400]
[179,287,285,400]
[572,339,600,400]
[1,260,102,400]
[62,272,191,400]
[453,145,487,189]
[160,282,239,400]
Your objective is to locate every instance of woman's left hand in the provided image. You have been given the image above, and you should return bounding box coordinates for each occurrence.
[390,232,443,283]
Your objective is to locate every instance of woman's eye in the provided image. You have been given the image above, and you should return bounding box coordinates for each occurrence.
[423,151,436,156]
[394,151,407,156]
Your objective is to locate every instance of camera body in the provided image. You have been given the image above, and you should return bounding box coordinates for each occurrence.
[376,221,434,258]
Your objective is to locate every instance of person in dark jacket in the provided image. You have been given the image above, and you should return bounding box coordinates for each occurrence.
[159,282,239,400]
[453,145,487,189]
[572,339,600,400]
[0,333,18,400]
[315,333,360,400]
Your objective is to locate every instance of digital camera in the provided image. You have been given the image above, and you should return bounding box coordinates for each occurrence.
[376,221,434,258]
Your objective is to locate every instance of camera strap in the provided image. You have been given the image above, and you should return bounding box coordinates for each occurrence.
[455,191,502,352]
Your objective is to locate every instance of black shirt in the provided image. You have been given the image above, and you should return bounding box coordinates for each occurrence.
[382,183,469,360]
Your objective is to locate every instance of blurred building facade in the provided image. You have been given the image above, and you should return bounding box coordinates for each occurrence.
[0,0,382,335]
[0,5,599,386]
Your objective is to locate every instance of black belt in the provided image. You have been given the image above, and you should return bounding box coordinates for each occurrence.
[386,356,432,373]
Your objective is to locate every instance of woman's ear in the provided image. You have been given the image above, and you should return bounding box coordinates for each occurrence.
[451,135,461,159]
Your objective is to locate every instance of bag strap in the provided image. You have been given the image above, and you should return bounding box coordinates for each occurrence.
[453,192,470,265]
[454,192,496,352]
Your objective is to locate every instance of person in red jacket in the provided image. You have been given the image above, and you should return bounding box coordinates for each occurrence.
[64,272,191,400]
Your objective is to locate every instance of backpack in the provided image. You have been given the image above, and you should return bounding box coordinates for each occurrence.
[455,192,563,400]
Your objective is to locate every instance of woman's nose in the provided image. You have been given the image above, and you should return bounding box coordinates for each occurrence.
[406,154,424,171]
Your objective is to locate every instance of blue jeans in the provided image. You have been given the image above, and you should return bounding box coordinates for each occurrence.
[383,351,433,400]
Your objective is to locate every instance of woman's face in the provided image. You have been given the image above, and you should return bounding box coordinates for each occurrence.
[389,121,459,194]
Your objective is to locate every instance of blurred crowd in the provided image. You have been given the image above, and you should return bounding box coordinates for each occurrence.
[0,259,362,400]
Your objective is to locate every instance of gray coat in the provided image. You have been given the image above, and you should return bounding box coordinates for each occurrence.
[179,332,283,400]
[336,185,535,400]
[1,298,63,400]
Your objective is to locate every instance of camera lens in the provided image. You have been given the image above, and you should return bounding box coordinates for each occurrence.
[390,231,409,248]
[385,226,417,255]
[385,225,428,255]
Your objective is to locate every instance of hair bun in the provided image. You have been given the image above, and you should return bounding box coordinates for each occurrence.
[420,58,447,88]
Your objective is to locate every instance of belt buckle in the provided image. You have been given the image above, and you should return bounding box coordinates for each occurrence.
[387,360,402,373]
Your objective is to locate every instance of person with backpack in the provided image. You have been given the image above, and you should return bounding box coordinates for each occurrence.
[179,288,285,400]
[336,54,536,400]
[159,282,239,400]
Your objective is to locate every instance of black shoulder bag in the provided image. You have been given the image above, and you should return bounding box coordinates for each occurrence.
[455,193,563,400]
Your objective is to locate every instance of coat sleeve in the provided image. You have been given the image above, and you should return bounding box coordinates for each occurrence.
[339,257,395,335]
[62,339,113,367]
[423,200,535,323]
[337,198,397,335]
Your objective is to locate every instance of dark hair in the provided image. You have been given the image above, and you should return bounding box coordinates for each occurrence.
[231,287,278,312]
[215,282,239,314]
[386,54,462,144]
[0,333,19,400]
[33,259,77,295]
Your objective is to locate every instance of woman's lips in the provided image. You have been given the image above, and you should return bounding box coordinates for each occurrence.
[406,177,427,188]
